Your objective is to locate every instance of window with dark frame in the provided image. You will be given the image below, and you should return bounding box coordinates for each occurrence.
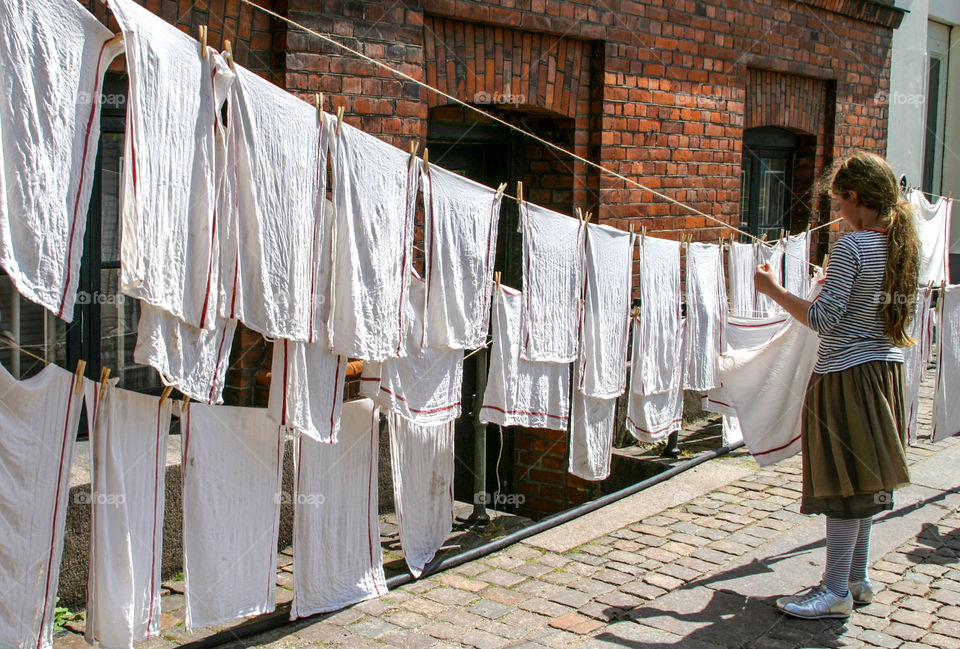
[739,126,797,239]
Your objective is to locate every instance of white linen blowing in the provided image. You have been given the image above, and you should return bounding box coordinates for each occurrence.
[220,65,326,341]
[521,203,585,363]
[0,365,84,649]
[0,0,123,319]
[909,189,951,286]
[421,164,502,349]
[109,0,234,329]
[577,224,634,399]
[326,117,419,360]
[182,405,283,629]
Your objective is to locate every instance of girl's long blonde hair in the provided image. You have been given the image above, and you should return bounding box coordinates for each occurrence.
[830,151,920,347]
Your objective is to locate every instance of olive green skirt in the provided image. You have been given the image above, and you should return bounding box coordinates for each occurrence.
[800,360,910,519]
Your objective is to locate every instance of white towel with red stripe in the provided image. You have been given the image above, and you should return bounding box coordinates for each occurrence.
[577,224,633,399]
[0,364,85,649]
[388,413,454,577]
[84,385,172,649]
[480,285,571,431]
[109,0,234,329]
[326,116,419,360]
[683,242,727,391]
[728,241,756,317]
[0,0,124,321]
[268,331,346,443]
[909,189,952,286]
[219,64,327,341]
[635,236,681,395]
[291,398,387,618]
[133,304,236,404]
[359,278,463,425]
[715,282,823,465]
[626,319,685,442]
[933,285,960,443]
[905,287,935,444]
[182,404,284,629]
[521,203,585,363]
[421,164,502,349]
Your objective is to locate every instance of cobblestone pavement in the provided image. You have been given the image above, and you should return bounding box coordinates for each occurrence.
[57,382,960,649]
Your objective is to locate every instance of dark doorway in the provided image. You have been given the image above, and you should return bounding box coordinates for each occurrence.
[427,117,523,512]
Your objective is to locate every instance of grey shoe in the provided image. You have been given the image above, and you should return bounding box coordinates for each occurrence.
[776,585,853,619]
[848,578,875,605]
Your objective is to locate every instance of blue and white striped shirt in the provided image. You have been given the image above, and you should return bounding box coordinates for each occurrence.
[807,230,904,374]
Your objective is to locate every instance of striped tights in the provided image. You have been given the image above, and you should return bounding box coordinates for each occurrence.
[822,516,873,597]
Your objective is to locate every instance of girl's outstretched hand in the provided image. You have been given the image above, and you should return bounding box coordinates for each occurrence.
[754,263,780,296]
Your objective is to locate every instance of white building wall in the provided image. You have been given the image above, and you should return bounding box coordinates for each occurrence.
[887,0,929,185]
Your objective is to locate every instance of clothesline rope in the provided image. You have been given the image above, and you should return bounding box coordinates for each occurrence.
[237,0,835,269]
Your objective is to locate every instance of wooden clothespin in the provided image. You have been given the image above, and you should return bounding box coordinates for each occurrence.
[182,396,191,411]
[335,105,345,136]
[760,232,768,242]
[494,271,502,295]
[224,40,235,70]
[315,92,324,121]
[516,181,523,206]
[495,182,507,201]
[74,359,87,395]
[779,229,785,241]
[159,385,174,406]
[628,222,635,235]
[105,32,124,48]
[408,142,419,169]
[584,211,593,224]
[199,25,208,59]
[98,367,111,402]
[576,207,583,222]
[422,148,430,175]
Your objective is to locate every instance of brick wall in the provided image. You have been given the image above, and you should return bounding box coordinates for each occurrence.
[99,0,904,516]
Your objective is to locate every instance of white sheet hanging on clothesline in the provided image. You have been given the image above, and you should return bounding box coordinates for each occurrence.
[108,0,234,330]
[909,189,951,286]
[728,241,756,318]
[715,280,823,465]
[420,163,502,350]
[0,364,85,649]
[577,223,633,399]
[325,116,419,360]
[219,64,326,341]
[182,404,283,629]
[480,285,571,431]
[904,287,935,445]
[755,240,784,317]
[783,232,811,297]
[388,413,455,578]
[933,285,960,443]
[291,398,387,618]
[84,384,171,649]
[683,242,727,391]
[626,318,685,443]
[635,236,681,395]
[0,0,124,320]
[520,202,585,363]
